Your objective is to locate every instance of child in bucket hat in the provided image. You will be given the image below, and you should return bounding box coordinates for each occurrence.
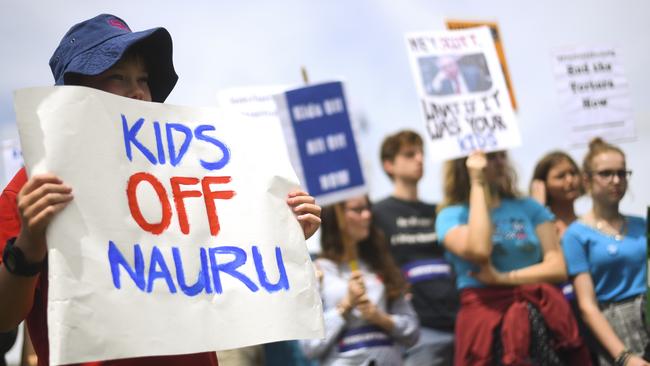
[0,14,221,366]
[0,13,322,366]
[50,13,178,102]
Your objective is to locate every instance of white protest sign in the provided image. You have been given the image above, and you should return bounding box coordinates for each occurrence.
[216,85,289,124]
[14,86,324,366]
[552,46,635,146]
[405,27,520,161]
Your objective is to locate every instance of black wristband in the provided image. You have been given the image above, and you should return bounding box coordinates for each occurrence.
[614,349,633,366]
[2,237,45,276]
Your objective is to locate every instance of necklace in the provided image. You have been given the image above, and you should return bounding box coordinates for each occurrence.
[594,216,627,242]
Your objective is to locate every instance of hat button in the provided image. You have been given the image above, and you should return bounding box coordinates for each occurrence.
[70,37,75,43]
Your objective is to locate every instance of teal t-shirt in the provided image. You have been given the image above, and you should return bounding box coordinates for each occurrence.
[436,198,554,289]
[562,216,647,302]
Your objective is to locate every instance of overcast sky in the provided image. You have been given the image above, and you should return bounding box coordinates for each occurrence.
[1,0,648,215]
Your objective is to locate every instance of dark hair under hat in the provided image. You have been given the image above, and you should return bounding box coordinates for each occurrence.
[49,14,178,103]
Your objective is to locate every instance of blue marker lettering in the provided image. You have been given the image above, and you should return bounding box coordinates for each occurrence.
[108,241,146,291]
[252,246,289,293]
[166,123,193,166]
[194,125,231,170]
[122,115,156,164]
[209,246,259,294]
[153,121,166,164]
[147,246,177,293]
[172,246,212,296]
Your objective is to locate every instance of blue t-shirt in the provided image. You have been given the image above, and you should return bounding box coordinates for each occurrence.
[562,216,647,302]
[436,198,554,289]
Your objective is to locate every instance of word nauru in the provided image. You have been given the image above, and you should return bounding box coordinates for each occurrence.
[108,241,289,296]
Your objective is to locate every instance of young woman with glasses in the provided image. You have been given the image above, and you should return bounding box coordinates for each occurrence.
[562,138,649,366]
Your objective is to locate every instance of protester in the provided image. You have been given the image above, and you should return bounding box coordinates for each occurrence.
[530,151,583,236]
[300,196,419,365]
[372,130,458,365]
[562,138,649,366]
[0,14,321,366]
[436,150,591,365]
[530,150,605,363]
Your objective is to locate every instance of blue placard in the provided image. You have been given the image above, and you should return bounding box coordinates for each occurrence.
[282,82,366,203]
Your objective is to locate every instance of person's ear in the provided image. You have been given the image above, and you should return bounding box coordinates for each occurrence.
[383,159,395,176]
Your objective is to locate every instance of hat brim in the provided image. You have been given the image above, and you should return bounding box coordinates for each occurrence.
[60,27,178,103]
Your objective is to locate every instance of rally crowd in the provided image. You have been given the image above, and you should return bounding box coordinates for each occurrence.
[1,13,648,366]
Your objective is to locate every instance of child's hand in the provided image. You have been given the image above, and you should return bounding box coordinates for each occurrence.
[16,174,74,261]
[287,190,321,240]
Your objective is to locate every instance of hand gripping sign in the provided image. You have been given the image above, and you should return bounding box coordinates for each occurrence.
[14,86,324,366]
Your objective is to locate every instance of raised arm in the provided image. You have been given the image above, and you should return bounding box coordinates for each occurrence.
[0,174,73,331]
[443,152,492,264]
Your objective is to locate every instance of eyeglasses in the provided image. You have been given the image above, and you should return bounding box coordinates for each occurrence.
[345,206,371,214]
[591,169,632,181]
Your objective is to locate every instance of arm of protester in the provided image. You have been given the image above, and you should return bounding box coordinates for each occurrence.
[286,191,321,240]
[573,273,650,366]
[442,152,492,264]
[385,293,420,348]
[530,179,547,206]
[470,221,567,285]
[0,174,73,331]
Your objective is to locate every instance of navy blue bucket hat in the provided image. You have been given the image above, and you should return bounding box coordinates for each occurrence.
[49,14,178,102]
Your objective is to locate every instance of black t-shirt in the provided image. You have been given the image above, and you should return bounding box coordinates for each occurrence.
[372,196,459,331]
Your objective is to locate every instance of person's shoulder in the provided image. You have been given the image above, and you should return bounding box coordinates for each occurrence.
[511,197,551,215]
[512,197,542,208]
[372,196,394,210]
[2,167,27,195]
[625,215,646,226]
[437,203,468,218]
[416,199,437,212]
[624,215,646,233]
[564,220,591,238]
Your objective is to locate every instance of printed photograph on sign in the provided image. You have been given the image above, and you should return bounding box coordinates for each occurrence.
[418,54,492,96]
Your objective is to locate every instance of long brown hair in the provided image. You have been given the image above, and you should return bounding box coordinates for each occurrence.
[531,151,582,205]
[320,198,407,300]
[440,151,519,209]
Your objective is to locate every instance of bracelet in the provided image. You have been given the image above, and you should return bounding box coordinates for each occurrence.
[614,349,633,366]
